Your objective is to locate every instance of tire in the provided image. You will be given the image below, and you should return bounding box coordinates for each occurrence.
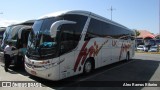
[83,60,93,74]
[126,52,130,61]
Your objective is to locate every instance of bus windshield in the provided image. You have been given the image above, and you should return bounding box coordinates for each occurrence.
[1,26,12,49]
[3,25,24,47]
[27,17,61,60]
[27,14,88,60]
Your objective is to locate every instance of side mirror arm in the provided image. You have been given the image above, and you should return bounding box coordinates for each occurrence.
[50,20,76,38]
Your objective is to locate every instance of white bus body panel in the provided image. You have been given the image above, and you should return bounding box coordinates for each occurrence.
[25,56,60,80]
[59,50,75,79]
[101,38,112,66]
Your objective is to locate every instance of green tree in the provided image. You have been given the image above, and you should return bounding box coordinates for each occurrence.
[133,29,140,36]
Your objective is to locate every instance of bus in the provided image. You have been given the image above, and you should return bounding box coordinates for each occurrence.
[25,10,135,80]
[0,27,6,40]
[0,20,34,66]
[0,27,6,51]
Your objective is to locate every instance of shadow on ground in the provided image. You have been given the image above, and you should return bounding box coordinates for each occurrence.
[6,59,160,90]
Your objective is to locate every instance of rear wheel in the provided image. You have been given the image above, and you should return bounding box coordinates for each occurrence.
[83,60,93,74]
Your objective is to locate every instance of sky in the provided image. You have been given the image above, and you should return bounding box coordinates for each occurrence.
[0,0,159,34]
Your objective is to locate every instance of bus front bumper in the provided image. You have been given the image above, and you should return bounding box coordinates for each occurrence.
[25,56,60,81]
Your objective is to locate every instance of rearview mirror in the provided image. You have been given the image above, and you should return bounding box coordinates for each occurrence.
[50,20,76,38]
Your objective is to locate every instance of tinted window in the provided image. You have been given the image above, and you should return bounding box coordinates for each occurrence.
[32,20,43,35]
[41,17,62,35]
[59,15,87,55]
[85,18,132,40]
[85,19,98,40]
[63,15,87,41]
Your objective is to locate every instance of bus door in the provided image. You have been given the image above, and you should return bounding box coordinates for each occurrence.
[21,30,30,45]
[58,24,76,79]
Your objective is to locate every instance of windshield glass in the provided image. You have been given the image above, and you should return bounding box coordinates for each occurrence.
[0,29,5,51]
[1,25,25,49]
[27,17,60,60]
[27,14,88,60]
[7,25,24,47]
[0,29,5,39]
[138,45,144,48]
[151,46,157,49]
[1,26,11,49]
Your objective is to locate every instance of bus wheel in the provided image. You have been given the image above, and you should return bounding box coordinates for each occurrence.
[83,60,93,74]
[126,52,130,61]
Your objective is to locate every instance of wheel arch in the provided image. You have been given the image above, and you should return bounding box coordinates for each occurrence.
[83,57,95,73]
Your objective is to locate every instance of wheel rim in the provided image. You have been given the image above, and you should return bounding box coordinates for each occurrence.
[85,61,92,73]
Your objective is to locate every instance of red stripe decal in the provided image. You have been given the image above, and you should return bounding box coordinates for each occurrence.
[74,41,89,72]
[119,43,131,60]
[74,40,108,72]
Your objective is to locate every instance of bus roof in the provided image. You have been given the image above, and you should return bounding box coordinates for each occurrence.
[0,27,6,32]
[39,10,130,30]
[18,20,35,26]
[8,20,35,27]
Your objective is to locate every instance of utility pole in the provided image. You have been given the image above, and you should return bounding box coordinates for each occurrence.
[108,6,116,21]
[159,0,160,35]
[157,0,160,52]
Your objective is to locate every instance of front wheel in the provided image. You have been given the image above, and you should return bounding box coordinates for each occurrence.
[83,60,93,74]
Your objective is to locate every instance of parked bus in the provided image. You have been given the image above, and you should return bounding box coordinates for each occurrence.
[0,27,6,40]
[0,20,34,66]
[25,10,135,80]
[0,27,6,51]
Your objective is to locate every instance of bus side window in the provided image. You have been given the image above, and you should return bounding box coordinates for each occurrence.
[85,19,100,41]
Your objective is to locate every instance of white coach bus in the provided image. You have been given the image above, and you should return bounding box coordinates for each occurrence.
[25,10,135,80]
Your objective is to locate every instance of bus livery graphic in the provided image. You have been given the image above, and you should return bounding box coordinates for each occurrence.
[119,43,131,60]
[74,40,108,72]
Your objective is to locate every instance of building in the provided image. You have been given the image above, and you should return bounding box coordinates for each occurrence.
[155,34,160,39]
[137,30,155,39]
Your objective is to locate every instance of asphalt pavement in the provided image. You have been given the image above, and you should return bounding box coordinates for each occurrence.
[0,53,160,90]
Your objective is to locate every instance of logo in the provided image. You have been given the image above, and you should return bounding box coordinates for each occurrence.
[2,82,12,87]
[1,81,43,87]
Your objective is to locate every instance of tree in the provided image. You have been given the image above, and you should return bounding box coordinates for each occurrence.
[133,29,140,36]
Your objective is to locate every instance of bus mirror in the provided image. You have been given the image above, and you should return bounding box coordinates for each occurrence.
[50,20,76,38]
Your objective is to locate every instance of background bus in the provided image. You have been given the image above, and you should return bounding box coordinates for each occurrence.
[25,10,135,80]
[0,27,6,51]
[0,20,35,67]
